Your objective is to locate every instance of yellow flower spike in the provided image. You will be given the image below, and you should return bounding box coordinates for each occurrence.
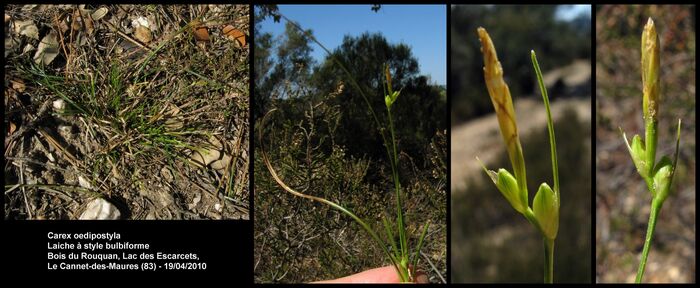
[641,18,661,177]
[385,63,394,95]
[641,18,660,122]
[477,27,528,196]
[384,64,401,108]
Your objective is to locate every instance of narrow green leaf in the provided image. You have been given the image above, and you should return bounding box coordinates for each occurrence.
[410,221,430,279]
[382,217,400,259]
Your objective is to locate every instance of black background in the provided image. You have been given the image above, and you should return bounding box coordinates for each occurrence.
[1,220,252,284]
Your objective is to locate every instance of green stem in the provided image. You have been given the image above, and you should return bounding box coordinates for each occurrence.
[636,197,663,283]
[531,51,559,194]
[523,208,542,232]
[544,238,555,283]
[388,107,407,261]
[645,119,658,177]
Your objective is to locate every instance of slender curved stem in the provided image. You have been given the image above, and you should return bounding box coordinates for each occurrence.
[544,238,555,283]
[636,198,662,283]
[388,107,407,261]
[531,51,559,194]
[532,51,559,284]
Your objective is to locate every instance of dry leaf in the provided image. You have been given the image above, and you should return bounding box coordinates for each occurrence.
[134,25,152,43]
[14,19,39,40]
[193,26,209,42]
[71,9,83,31]
[58,19,70,34]
[84,17,94,35]
[223,25,246,47]
[33,31,59,65]
[10,79,25,92]
[5,36,19,57]
[91,7,108,21]
[8,121,17,135]
[21,5,38,12]
[164,104,184,130]
[81,8,95,35]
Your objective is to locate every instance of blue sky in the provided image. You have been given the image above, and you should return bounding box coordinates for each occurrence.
[555,4,591,21]
[258,5,447,85]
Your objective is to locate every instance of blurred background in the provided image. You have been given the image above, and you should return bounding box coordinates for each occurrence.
[450,5,592,283]
[595,5,695,283]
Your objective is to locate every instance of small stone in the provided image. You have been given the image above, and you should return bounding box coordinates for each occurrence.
[78,176,93,190]
[188,193,201,210]
[210,153,231,171]
[79,198,121,220]
[131,16,150,29]
[214,203,223,212]
[22,44,34,54]
[52,99,66,112]
[160,167,173,182]
[190,136,224,167]
[58,125,72,134]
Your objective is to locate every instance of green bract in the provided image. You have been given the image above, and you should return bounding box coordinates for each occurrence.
[652,156,673,202]
[479,163,527,214]
[623,133,649,178]
[385,90,400,108]
[496,169,527,214]
[533,183,559,240]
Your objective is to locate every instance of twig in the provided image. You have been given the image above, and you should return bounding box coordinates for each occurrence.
[53,14,71,72]
[103,19,153,53]
[420,251,446,284]
[18,144,33,219]
[37,128,80,168]
[5,184,21,195]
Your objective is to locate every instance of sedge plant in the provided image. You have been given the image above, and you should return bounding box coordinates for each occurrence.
[619,18,682,283]
[259,12,430,283]
[475,27,560,283]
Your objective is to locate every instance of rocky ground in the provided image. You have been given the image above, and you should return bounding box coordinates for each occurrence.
[4,5,250,220]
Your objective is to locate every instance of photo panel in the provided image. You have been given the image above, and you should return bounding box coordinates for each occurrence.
[595,4,695,283]
[253,4,447,283]
[450,4,592,283]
